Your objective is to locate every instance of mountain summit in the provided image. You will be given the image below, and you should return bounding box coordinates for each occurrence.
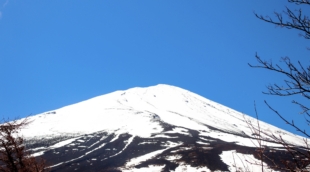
[20,84,305,171]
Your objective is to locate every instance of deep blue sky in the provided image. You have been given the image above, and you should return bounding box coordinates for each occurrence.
[0,1,309,136]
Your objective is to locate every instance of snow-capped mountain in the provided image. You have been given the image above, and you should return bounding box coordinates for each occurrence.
[19,84,306,172]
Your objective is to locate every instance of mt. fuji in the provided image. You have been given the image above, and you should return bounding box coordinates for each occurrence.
[18,84,306,171]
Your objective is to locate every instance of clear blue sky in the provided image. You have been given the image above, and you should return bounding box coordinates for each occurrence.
[0,1,309,136]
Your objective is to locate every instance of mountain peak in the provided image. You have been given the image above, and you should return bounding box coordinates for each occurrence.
[18,84,307,171]
[22,84,302,143]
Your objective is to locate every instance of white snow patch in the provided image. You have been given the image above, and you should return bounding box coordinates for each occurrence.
[84,143,106,155]
[126,149,167,167]
[220,150,275,172]
[164,127,191,136]
[196,141,209,145]
[153,134,178,138]
[110,134,120,142]
[138,142,157,145]
[200,131,283,148]
[32,151,44,157]
[122,165,165,172]
[199,137,217,144]
[29,147,45,151]
[50,137,79,149]
[173,164,212,172]
[165,154,182,161]
[124,141,182,168]
[88,135,108,148]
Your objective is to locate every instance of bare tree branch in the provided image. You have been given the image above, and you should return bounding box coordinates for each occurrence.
[288,0,310,5]
[249,54,310,119]
[254,4,310,39]
[264,100,310,138]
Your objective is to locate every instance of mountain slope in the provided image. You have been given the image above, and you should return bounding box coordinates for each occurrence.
[19,84,306,171]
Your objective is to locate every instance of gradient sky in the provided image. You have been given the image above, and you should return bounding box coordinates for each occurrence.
[0,1,309,137]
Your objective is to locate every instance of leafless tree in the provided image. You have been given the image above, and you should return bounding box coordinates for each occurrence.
[0,118,48,172]
[246,0,310,171]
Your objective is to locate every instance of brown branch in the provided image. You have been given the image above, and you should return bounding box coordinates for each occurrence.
[254,4,310,39]
[288,0,310,5]
[264,100,310,138]
[249,55,310,99]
